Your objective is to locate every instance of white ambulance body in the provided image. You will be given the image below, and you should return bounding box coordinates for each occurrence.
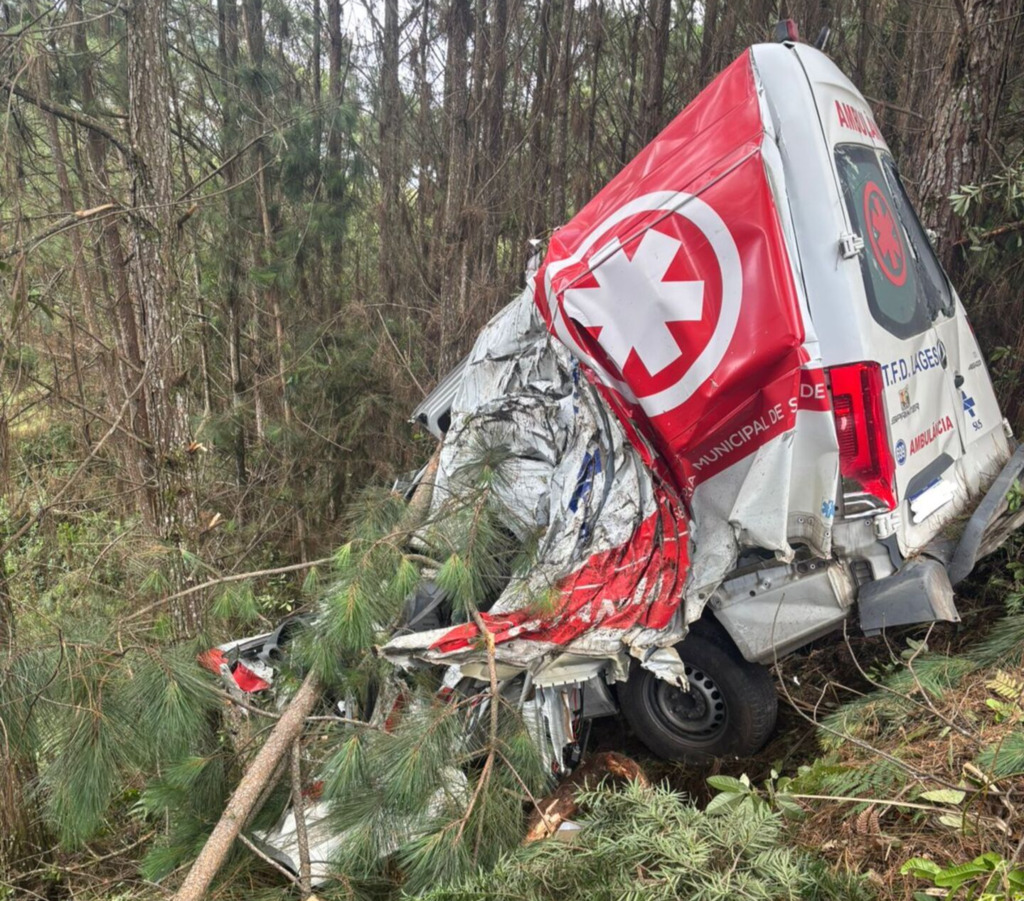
[719,41,1023,655]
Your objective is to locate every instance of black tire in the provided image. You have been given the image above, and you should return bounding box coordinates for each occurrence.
[619,621,778,762]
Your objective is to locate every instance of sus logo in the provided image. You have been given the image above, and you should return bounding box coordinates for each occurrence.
[543,191,743,418]
[863,181,906,286]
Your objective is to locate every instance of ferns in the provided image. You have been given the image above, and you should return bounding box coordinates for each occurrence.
[819,653,976,746]
[792,754,908,802]
[985,670,1024,705]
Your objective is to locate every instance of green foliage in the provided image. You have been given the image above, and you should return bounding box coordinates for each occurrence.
[820,652,974,744]
[210,582,261,625]
[319,688,549,895]
[706,772,806,821]
[790,754,908,803]
[983,542,1024,616]
[985,671,1023,723]
[902,852,1024,901]
[974,733,1024,780]
[415,780,872,901]
[964,613,1024,671]
[815,609,1024,754]
[951,160,1024,258]
[0,619,222,848]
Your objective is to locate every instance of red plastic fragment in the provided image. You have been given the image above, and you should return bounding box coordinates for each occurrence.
[230,662,271,693]
[197,647,271,692]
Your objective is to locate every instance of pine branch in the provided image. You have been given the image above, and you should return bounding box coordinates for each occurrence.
[290,739,313,896]
[0,80,129,155]
[124,558,332,622]
[455,608,500,860]
[0,203,122,260]
[170,670,323,901]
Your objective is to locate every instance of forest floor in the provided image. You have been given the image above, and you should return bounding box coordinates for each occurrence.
[8,569,1022,901]
[585,573,1024,901]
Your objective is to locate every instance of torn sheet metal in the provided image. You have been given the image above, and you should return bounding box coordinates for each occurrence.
[383,289,690,671]
[637,646,688,688]
[521,684,581,776]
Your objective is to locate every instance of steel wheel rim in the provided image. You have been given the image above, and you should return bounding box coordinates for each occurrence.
[648,663,728,743]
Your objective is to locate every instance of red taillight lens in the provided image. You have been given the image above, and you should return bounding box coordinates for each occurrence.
[828,362,897,513]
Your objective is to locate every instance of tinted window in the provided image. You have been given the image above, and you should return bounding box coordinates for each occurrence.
[835,144,952,339]
[881,154,955,322]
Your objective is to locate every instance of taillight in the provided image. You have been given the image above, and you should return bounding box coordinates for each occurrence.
[827,362,897,517]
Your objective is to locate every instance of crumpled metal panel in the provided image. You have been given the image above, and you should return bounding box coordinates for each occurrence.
[382,290,690,671]
[532,50,838,601]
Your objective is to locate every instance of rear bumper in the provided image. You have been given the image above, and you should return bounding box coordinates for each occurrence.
[858,441,1024,634]
[947,441,1024,585]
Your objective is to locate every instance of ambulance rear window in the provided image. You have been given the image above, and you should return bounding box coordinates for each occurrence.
[881,154,955,322]
[835,144,951,339]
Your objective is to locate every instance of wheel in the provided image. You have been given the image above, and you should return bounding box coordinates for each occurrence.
[619,620,778,762]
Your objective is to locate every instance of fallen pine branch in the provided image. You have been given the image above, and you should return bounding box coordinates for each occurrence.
[171,670,323,901]
[0,203,121,259]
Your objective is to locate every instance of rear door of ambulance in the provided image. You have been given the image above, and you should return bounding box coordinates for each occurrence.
[779,45,1009,554]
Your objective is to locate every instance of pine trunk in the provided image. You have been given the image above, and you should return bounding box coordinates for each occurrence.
[379,0,402,311]
[438,0,472,367]
[913,0,1020,270]
[125,0,195,561]
[171,671,323,901]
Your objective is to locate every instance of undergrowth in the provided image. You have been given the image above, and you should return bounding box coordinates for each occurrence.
[774,594,1024,900]
[415,779,872,901]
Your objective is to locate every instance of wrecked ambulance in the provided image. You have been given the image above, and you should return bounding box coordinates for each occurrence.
[218,38,1024,782]
[389,37,1024,762]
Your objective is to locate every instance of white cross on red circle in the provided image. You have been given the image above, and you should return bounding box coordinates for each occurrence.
[542,191,743,417]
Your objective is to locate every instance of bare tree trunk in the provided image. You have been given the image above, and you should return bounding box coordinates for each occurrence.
[327,0,343,163]
[438,0,472,366]
[698,0,719,83]
[125,0,194,553]
[550,0,575,225]
[33,55,105,446]
[218,0,248,488]
[71,0,154,519]
[479,0,508,294]
[913,0,1020,270]
[618,3,644,165]
[312,0,322,160]
[526,0,553,239]
[854,0,871,87]
[416,0,434,275]
[171,672,323,901]
[379,0,402,310]
[640,0,671,146]
[584,0,605,202]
